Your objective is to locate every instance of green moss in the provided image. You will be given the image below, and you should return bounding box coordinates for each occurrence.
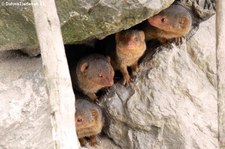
[0,0,175,51]
[0,7,37,50]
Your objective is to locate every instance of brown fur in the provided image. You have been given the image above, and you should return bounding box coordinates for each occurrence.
[112,29,146,85]
[75,99,104,146]
[73,54,114,100]
[144,4,192,43]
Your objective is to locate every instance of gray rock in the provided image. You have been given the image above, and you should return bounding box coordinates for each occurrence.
[0,0,174,56]
[0,1,218,149]
[0,50,121,149]
[187,15,216,87]
[100,16,218,149]
[177,0,215,22]
[176,0,216,40]
[0,51,53,149]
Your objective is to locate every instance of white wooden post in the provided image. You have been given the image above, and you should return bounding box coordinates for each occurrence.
[31,0,80,148]
[216,0,225,148]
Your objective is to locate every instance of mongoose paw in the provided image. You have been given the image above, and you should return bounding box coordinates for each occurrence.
[89,136,98,146]
[175,37,184,45]
[131,70,137,77]
[79,138,87,146]
[123,77,131,86]
[163,43,173,49]
[130,75,137,83]
[103,88,111,96]
[89,141,98,146]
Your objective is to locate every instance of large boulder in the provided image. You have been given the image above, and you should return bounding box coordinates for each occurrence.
[100,15,217,149]
[0,0,174,56]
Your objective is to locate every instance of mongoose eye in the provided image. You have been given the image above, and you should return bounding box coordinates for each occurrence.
[77,117,83,123]
[99,74,103,78]
[161,18,165,23]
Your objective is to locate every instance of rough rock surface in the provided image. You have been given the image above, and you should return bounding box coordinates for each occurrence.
[177,0,215,40]
[0,2,217,149]
[100,16,217,149]
[0,0,174,56]
[0,50,121,149]
[0,51,53,149]
[86,136,121,149]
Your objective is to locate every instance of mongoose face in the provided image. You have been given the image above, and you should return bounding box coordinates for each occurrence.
[77,54,115,87]
[116,30,145,51]
[148,5,192,35]
[75,99,103,138]
[75,107,98,130]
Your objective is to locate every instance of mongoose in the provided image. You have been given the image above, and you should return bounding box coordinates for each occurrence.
[143,4,192,44]
[72,54,114,101]
[113,30,146,85]
[75,98,104,146]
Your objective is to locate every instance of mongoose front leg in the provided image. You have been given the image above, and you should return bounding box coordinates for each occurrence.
[131,62,138,76]
[89,135,98,146]
[120,66,130,86]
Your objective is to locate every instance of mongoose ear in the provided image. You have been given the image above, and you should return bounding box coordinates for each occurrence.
[91,108,99,120]
[80,62,89,72]
[179,17,186,27]
[106,56,111,63]
[139,31,145,40]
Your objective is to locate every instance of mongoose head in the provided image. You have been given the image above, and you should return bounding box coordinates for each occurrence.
[78,54,114,87]
[116,30,145,50]
[75,106,99,129]
[148,5,192,35]
[75,99,103,138]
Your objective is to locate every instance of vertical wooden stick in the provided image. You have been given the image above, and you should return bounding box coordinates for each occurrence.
[31,0,80,148]
[216,0,225,148]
